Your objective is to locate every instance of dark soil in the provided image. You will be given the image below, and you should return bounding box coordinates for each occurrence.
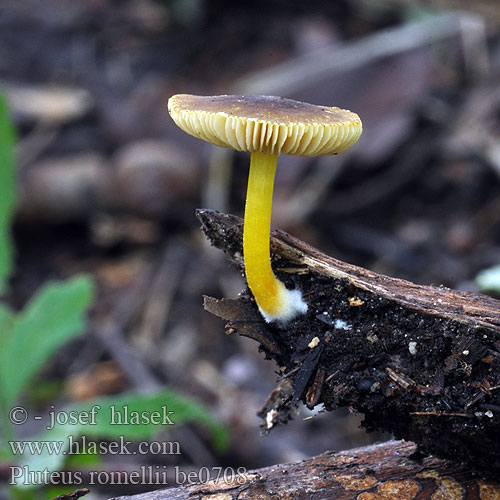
[199,209,500,477]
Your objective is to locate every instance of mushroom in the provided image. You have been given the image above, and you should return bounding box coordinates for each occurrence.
[168,94,362,323]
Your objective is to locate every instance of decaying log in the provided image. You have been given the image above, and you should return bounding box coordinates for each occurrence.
[111,440,500,500]
[197,209,500,477]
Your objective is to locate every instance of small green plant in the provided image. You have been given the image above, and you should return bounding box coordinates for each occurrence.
[0,94,96,458]
[15,390,228,486]
[0,93,16,294]
[0,94,228,496]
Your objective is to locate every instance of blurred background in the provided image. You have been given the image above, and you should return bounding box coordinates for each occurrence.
[0,0,500,498]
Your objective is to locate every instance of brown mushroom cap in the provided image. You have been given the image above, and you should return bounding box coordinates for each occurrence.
[168,94,362,156]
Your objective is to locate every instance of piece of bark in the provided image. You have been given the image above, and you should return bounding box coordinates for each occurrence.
[197,209,500,477]
[110,440,500,500]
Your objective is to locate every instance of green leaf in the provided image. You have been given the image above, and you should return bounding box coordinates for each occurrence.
[74,390,230,451]
[12,389,229,487]
[0,303,15,340]
[0,276,95,408]
[25,379,64,407]
[9,423,74,488]
[10,486,40,500]
[64,446,101,468]
[476,265,500,294]
[0,93,17,293]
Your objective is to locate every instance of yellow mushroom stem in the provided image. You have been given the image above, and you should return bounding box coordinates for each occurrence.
[243,150,307,323]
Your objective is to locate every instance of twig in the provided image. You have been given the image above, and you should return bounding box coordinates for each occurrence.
[236,13,485,96]
[51,488,90,500]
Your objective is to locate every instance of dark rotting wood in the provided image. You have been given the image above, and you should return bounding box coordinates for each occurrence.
[51,489,90,500]
[110,440,500,499]
[197,209,500,477]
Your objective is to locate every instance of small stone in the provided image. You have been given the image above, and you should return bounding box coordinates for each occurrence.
[308,337,320,348]
[348,296,364,307]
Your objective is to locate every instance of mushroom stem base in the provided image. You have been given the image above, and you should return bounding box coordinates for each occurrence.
[243,151,307,323]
